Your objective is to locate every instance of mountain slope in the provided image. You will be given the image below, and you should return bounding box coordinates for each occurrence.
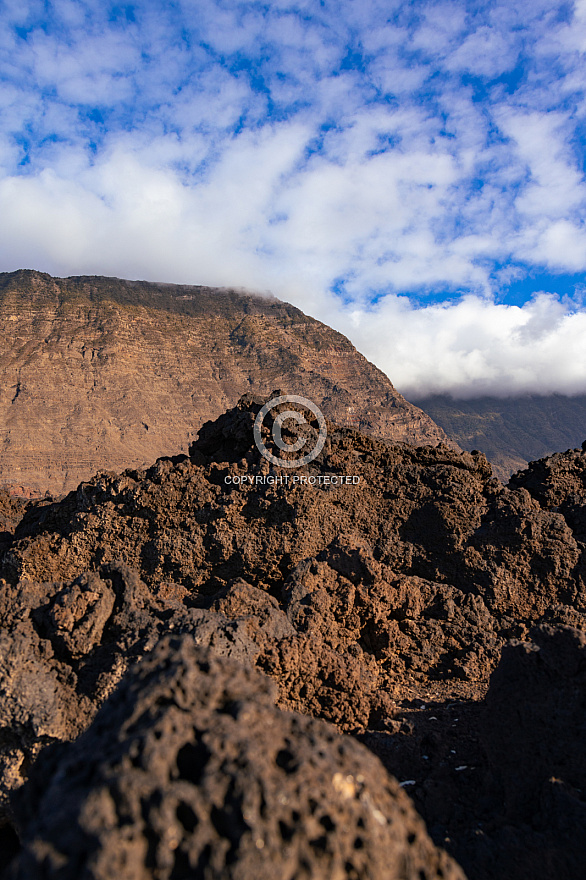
[415,393,586,480]
[0,270,454,495]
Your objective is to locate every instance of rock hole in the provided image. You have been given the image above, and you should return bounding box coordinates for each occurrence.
[354,836,364,850]
[218,699,240,718]
[170,846,191,879]
[320,815,335,833]
[176,801,198,833]
[279,820,295,842]
[407,832,417,845]
[210,805,234,839]
[275,748,298,774]
[176,741,210,785]
[309,835,328,851]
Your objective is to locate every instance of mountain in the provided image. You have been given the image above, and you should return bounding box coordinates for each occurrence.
[415,393,586,480]
[0,270,454,497]
[2,395,586,879]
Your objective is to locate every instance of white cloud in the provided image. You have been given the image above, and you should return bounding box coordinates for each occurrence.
[1,0,586,397]
[336,292,586,399]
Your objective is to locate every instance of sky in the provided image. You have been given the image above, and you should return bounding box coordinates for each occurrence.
[1,0,586,399]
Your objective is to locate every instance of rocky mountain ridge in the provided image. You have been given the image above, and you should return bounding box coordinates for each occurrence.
[0,270,453,496]
[1,396,586,879]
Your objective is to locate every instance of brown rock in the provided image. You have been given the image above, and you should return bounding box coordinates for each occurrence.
[7,637,466,880]
[0,270,455,496]
[0,490,27,558]
[2,397,586,879]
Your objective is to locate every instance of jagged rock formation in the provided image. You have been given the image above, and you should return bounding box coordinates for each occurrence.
[7,638,465,880]
[1,395,586,879]
[0,270,453,496]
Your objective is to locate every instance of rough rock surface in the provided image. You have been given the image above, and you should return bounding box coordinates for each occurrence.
[0,270,454,495]
[0,491,25,533]
[1,396,586,878]
[0,491,26,560]
[7,637,465,880]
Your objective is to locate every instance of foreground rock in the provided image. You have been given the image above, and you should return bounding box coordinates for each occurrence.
[7,637,465,880]
[1,396,586,878]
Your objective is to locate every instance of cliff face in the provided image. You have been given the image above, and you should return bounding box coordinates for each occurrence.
[0,270,454,496]
[415,393,586,481]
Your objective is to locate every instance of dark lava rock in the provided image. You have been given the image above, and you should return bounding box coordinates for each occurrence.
[7,636,466,880]
[361,623,586,880]
[510,446,586,548]
[2,395,586,879]
[0,562,394,824]
[5,395,582,627]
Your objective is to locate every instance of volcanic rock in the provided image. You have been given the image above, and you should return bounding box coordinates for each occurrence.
[1,396,585,802]
[0,491,26,558]
[7,637,465,880]
[2,395,586,878]
[473,624,586,879]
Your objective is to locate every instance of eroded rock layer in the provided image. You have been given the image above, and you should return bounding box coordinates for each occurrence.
[0,270,453,495]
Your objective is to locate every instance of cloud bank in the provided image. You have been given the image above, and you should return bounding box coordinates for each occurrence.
[1,0,586,397]
[338,291,586,400]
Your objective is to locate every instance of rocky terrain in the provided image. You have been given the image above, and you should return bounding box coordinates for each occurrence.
[1,394,586,878]
[0,270,453,496]
[416,393,586,480]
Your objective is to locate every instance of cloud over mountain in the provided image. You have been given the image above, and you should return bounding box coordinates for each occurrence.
[1,0,586,396]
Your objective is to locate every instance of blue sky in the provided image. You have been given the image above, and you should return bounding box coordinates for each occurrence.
[1,0,586,397]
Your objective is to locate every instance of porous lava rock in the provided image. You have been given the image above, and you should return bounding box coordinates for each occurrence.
[7,637,466,880]
[0,562,394,825]
[2,397,586,879]
[0,491,26,557]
